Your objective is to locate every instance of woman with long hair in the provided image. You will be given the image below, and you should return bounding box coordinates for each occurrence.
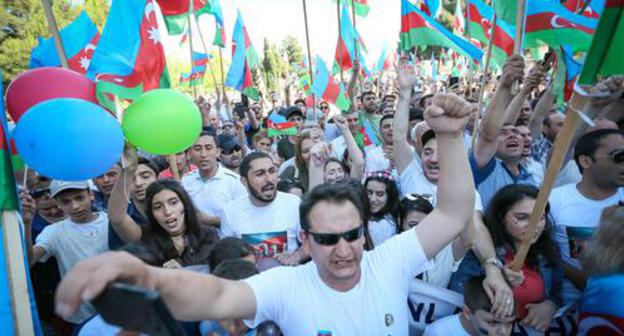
[450,184,562,332]
[363,171,400,247]
[278,129,318,192]
[112,179,219,268]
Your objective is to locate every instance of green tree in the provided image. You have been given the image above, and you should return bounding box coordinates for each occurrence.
[82,0,110,30]
[280,35,303,66]
[0,0,80,86]
[263,38,286,92]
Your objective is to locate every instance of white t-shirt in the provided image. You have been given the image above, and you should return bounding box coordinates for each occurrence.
[549,183,624,305]
[368,215,397,247]
[181,165,247,218]
[330,135,347,159]
[35,212,109,324]
[365,145,391,173]
[221,192,301,257]
[400,158,484,212]
[422,244,462,288]
[244,228,434,335]
[424,314,469,336]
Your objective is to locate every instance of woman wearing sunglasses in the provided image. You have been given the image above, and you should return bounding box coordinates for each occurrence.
[450,184,563,332]
[56,92,477,336]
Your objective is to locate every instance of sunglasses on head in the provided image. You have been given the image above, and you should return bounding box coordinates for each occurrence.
[405,193,434,204]
[31,188,50,198]
[306,225,364,246]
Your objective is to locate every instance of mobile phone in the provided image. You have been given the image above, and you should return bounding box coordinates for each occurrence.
[241,93,249,108]
[233,102,246,119]
[91,282,183,336]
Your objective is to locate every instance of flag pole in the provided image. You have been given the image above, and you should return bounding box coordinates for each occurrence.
[218,47,226,94]
[511,0,527,94]
[193,16,220,94]
[350,0,362,91]
[41,0,69,68]
[336,0,345,83]
[471,15,497,152]
[511,93,586,271]
[302,0,316,110]
[187,3,198,99]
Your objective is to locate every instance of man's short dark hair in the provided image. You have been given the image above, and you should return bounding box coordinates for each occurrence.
[137,157,160,176]
[294,98,307,106]
[207,237,256,271]
[409,106,424,122]
[212,258,259,280]
[197,129,218,145]
[240,151,272,179]
[299,183,366,231]
[421,129,436,147]
[574,129,623,173]
[361,91,376,100]
[464,276,492,312]
[379,114,394,128]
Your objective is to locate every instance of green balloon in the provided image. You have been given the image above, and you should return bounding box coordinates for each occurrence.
[122,89,202,155]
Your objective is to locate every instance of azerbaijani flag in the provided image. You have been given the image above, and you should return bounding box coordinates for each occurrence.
[578,274,624,335]
[0,69,43,336]
[30,11,100,75]
[225,11,259,100]
[376,42,396,73]
[180,51,208,87]
[156,0,213,35]
[338,0,370,17]
[334,3,371,75]
[420,0,442,18]
[267,114,297,137]
[494,0,598,52]
[452,0,465,34]
[467,0,515,68]
[207,0,226,47]
[312,56,351,112]
[87,0,170,112]
[577,0,624,86]
[401,0,483,64]
[553,45,582,105]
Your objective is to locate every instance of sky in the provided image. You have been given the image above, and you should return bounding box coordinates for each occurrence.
[158,0,402,68]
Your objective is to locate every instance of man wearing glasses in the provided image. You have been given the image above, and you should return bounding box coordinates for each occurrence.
[56,93,476,335]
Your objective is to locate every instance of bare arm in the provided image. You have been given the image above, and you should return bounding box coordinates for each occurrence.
[503,65,544,126]
[338,117,364,180]
[452,211,479,261]
[393,58,417,174]
[474,56,525,168]
[414,94,475,260]
[246,105,260,130]
[308,142,329,191]
[108,145,142,243]
[528,88,554,140]
[55,251,257,322]
[347,60,360,108]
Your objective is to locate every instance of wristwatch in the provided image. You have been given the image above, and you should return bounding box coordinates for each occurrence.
[482,257,503,270]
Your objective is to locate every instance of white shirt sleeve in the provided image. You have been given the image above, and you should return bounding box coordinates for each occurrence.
[219,208,234,239]
[243,266,295,328]
[367,228,434,280]
[35,223,58,262]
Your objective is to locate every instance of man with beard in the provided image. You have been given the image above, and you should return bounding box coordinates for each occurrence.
[182,131,247,219]
[92,163,121,211]
[218,134,244,174]
[365,114,395,173]
[220,152,305,266]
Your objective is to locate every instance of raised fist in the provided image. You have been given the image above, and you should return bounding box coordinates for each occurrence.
[424,93,472,134]
[500,55,525,88]
[522,65,545,93]
[589,76,624,107]
[396,55,418,94]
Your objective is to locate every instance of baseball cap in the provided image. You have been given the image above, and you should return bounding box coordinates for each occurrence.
[217,134,242,153]
[50,180,90,198]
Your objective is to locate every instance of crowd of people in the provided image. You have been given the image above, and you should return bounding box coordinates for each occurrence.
[15,54,624,335]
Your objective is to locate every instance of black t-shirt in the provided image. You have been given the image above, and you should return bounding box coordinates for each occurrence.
[277,137,295,161]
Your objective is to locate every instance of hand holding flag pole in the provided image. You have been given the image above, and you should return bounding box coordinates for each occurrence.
[511,0,526,95]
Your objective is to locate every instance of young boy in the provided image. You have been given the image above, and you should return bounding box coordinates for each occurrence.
[424,276,515,336]
[26,180,109,324]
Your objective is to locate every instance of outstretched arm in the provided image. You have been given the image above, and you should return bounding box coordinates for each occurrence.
[414,93,475,260]
[393,56,417,174]
[55,251,257,322]
[108,145,143,243]
[473,56,525,168]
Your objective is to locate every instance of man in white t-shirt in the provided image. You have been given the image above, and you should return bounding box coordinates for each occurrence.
[182,131,247,218]
[56,92,477,335]
[365,114,394,173]
[425,276,514,336]
[26,180,109,324]
[221,152,305,266]
[549,128,624,306]
[394,57,516,317]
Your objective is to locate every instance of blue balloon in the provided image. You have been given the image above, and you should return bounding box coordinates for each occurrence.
[14,98,124,181]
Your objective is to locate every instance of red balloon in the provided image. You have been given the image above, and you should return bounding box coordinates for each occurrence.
[6,67,97,122]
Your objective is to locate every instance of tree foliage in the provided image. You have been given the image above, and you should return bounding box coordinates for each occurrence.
[0,0,109,86]
[280,35,303,66]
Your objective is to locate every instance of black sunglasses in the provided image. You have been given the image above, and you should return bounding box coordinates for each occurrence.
[306,226,364,246]
[594,150,624,164]
[320,105,329,110]
[31,188,50,198]
[221,146,242,155]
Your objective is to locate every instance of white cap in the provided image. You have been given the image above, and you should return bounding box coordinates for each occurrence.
[49,180,90,198]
